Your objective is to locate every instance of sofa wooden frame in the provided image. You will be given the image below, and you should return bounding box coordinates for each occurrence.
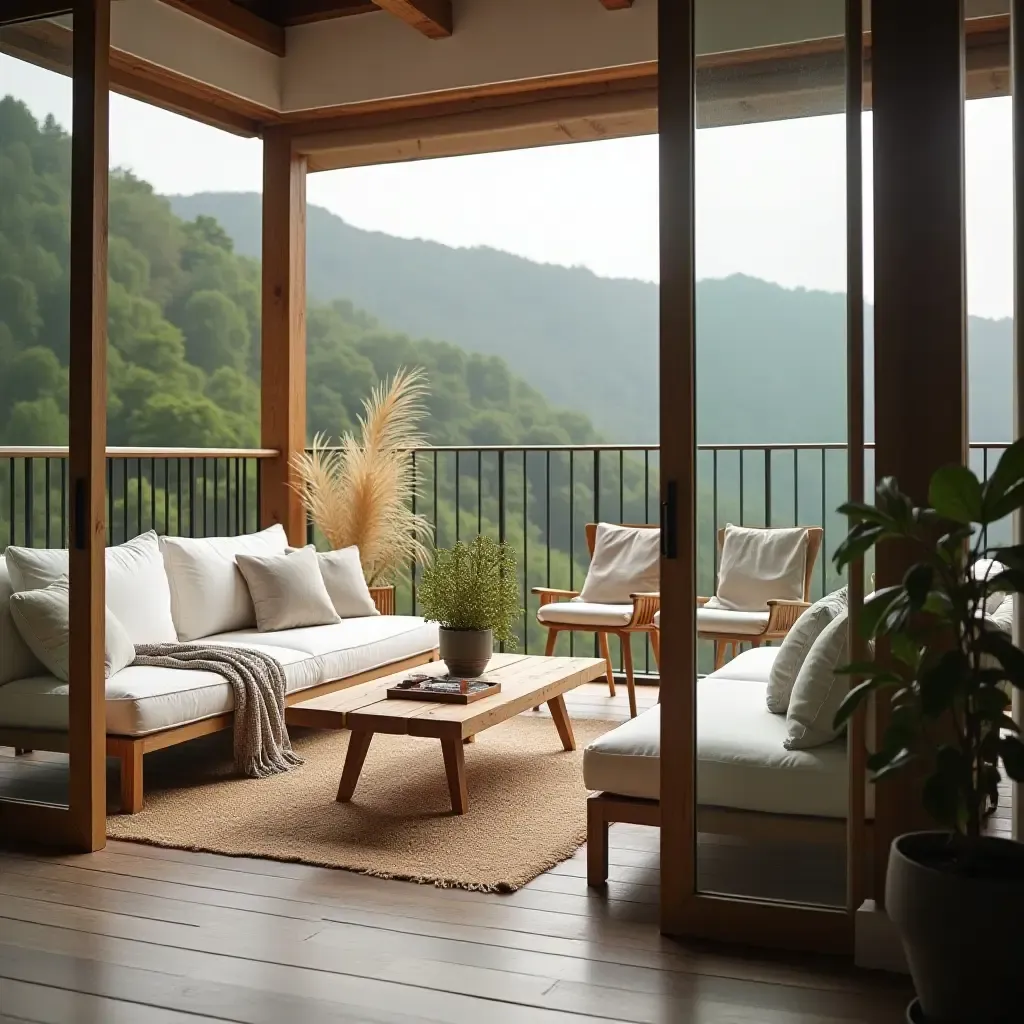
[533,522,660,719]
[2,648,439,814]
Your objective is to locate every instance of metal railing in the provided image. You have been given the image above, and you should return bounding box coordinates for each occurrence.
[0,447,276,548]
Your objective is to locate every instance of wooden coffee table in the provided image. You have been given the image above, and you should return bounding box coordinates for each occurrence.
[287,652,605,814]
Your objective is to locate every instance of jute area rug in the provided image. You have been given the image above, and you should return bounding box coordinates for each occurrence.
[107,716,614,892]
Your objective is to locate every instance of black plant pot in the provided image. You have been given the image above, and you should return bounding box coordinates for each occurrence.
[886,832,1024,1024]
[439,627,493,678]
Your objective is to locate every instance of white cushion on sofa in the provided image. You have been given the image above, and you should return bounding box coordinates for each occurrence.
[160,525,288,641]
[288,545,379,619]
[8,576,135,682]
[785,612,850,750]
[713,524,808,611]
[767,587,848,714]
[5,531,176,645]
[0,616,440,736]
[1,556,43,686]
[696,607,770,634]
[578,523,659,604]
[537,601,634,627]
[236,545,340,632]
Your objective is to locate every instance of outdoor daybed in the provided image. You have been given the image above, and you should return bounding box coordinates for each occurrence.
[0,527,439,813]
[583,645,864,886]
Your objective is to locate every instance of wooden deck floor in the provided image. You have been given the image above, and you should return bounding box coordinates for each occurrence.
[0,681,917,1022]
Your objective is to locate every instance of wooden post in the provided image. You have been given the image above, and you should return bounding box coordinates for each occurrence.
[260,128,308,545]
[658,0,697,936]
[871,0,967,902]
[67,0,110,852]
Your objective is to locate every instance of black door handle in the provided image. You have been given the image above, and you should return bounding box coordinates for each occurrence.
[661,481,677,559]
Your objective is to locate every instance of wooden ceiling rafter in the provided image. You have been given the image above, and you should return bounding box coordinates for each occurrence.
[373,0,451,39]
[158,0,285,55]
[598,1,635,9]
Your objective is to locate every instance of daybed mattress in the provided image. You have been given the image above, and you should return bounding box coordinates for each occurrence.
[0,616,438,737]
[584,647,853,819]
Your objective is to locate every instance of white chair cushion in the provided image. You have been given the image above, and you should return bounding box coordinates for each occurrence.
[5,531,177,645]
[0,556,43,686]
[236,546,340,632]
[577,523,659,604]
[309,546,379,619]
[0,616,440,736]
[713,524,808,611]
[785,611,850,750]
[653,610,660,628]
[696,606,770,635]
[767,587,847,714]
[584,672,857,818]
[160,525,288,641]
[9,576,135,682]
[537,601,634,627]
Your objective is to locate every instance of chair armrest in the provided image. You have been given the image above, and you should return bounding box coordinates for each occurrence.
[532,586,580,607]
[628,592,660,628]
[696,596,711,607]
[766,599,810,632]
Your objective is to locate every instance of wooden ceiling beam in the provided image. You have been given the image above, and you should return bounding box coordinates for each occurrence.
[374,0,451,39]
[0,1,71,25]
[158,0,285,56]
[275,1,379,26]
[598,1,634,9]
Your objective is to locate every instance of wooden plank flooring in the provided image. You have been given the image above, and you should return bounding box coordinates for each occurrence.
[1,681,916,1021]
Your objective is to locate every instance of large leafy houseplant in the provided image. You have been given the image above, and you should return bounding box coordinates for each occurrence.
[833,442,1024,1024]
[418,537,523,677]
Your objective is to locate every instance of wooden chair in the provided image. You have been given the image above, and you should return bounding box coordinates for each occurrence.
[533,523,660,719]
[699,526,823,670]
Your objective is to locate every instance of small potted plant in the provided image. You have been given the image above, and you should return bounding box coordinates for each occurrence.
[418,536,523,677]
[834,447,1024,1024]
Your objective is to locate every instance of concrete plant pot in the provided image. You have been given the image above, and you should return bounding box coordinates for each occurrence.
[887,831,1024,1024]
[439,627,493,678]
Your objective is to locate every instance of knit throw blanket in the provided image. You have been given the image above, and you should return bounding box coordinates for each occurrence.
[133,644,303,779]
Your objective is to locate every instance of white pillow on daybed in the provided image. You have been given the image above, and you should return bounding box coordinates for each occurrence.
[160,524,288,641]
[5,530,176,645]
[767,587,847,714]
[0,556,44,686]
[784,611,850,750]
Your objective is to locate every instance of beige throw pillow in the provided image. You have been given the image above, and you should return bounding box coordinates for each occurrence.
[236,545,341,632]
[286,546,379,618]
[784,611,850,750]
[578,523,660,605]
[712,524,808,612]
[766,587,847,714]
[9,576,135,682]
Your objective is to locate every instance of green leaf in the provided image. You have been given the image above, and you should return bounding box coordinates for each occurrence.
[999,737,1024,782]
[972,687,1011,720]
[982,437,1024,511]
[889,631,921,669]
[922,590,954,617]
[832,676,900,730]
[836,660,891,678]
[978,631,1024,686]
[918,650,968,717]
[991,544,1024,571]
[929,464,983,524]
[833,522,886,572]
[922,747,968,829]
[876,477,914,529]
[903,564,933,610]
[986,568,1024,596]
[872,748,916,782]
[836,501,895,527]
[861,586,905,638]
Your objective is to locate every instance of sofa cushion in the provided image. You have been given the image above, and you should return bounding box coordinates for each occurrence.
[0,556,44,686]
[712,524,808,611]
[784,611,850,750]
[160,525,288,641]
[584,669,855,818]
[578,523,660,604]
[236,546,340,632]
[537,601,633,627]
[0,616,439,736]
[696,607,770,635]
[288,545,379,619]
[9,576,136,682]
[5,531,177,645]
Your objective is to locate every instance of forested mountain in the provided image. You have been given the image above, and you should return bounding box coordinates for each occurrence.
[171,191,1015,445]
[0,96,596,453]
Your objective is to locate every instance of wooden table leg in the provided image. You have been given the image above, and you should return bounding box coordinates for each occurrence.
[337,729,374,803]
[547,693,576,751]
[440,737,468,814]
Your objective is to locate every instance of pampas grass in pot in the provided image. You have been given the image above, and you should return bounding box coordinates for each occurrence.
[291,367,433,609]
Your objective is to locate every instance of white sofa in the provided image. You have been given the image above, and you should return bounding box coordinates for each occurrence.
[583,646,863,885]
[0,532,439,813]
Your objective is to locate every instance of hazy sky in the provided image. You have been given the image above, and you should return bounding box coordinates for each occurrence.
[1,54,1014,320]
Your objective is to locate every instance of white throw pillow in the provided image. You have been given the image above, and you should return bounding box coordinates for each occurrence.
[971,558,1009,615]
[0,556,44,686]
[288,546,378,618]
[9,576,135,682]
[5,531,177,645]
[578,523,660,604]
[766,587,848,714]
[160,525,289,641]
[236,545,341,632]
[784,611,850,750]
[713,524,809,612]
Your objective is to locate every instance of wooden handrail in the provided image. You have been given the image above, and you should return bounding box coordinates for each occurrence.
[0,447,280,459]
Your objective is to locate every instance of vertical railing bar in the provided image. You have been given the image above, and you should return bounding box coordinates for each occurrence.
[498,449,506,654]
[455,451,461,543]
[569,450,575,657]
[523,450,528,654]
[214,457,220,538]
[594,449,601,661]
[821,447,828,594]
[202,457,209,538]
[983,447,991,548]
[136,457,143,538]
[433,449,439,549]
[739,448,745,526]
[7,458,13,547]
[106,458,114,545]
[644,449,650,523]
[150,458,156,533]
[242,459,248,534]
[764,448,771,527]
[793,448,799,526]
[546,450,552,587]
[255,459,262,530]
[619,448,625,523]
[235,458,241,535]
[60,458,67,547]
[44,458,52,547]
[712,448,719,581]
[24,458,33,548]
[477,450,482,536]
[122,459,129,543]
[189,458,196,538]
[411,451,418,615]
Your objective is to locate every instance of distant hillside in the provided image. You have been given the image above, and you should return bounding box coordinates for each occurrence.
[170,191,1014,445]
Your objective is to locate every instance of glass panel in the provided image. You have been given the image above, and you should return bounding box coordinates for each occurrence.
[0,12,74,809]
[693,0,850,906]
